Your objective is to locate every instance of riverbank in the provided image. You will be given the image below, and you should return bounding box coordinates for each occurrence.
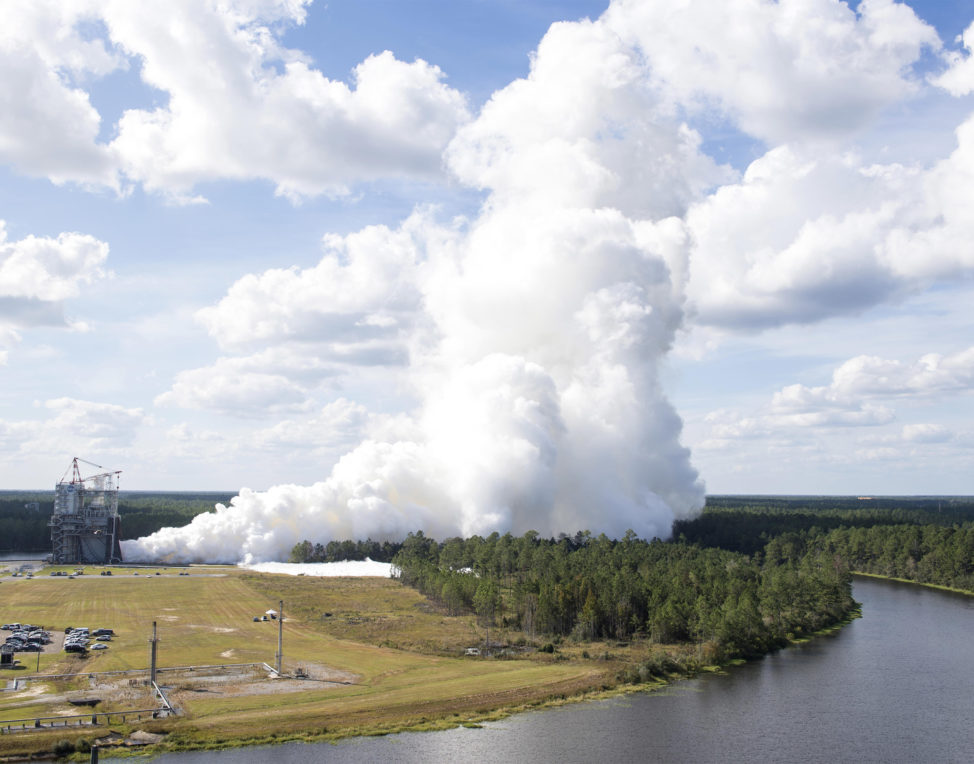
[97,614,865,760]
[851,571,974,597]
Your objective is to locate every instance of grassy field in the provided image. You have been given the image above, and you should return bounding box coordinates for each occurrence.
[0,566,620,758]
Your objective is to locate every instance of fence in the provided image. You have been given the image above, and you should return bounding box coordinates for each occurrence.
[1,707,163,733]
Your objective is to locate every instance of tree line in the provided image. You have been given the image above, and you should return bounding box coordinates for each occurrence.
[288,538,403,563]
[0,491,232,551]
[676,499,974,591]
[390,529,856,662]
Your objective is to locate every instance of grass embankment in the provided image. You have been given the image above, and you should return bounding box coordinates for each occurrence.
[0,568,620,759]
[851,571,974,597]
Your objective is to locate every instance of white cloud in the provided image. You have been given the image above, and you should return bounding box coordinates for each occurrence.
[684,147,908,329]
[882,113,974,280]
[252,397,371,453]
[605,0,939,145]
[0,221,110,359]
[0,221,109,302]
[0,0,469,200]
[901,423,952,443]
[682,117,974,330]
[196,210,441,352]
[0,397,146,459]
[0,0,120,187]
[769,384,896,427]
[699,346,974,448]
[442,0,969,337]
[168,213,439,416]
[827,347,974,396]
[155,363,311,415]
[446,17,732,220]
[931,21,974,96]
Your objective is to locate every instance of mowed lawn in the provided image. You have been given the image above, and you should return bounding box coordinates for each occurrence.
[0,570,615,754]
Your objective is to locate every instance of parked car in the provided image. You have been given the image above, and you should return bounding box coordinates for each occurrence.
[91,644,108,650]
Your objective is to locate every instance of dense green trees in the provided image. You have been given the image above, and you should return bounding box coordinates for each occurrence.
[676,498,974,592]
[817,524,974,591]
[388,497,973,661]
[391,530,857,661]
[288,537,403,563]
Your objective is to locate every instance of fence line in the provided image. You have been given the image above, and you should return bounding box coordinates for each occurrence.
[1,707,165,733]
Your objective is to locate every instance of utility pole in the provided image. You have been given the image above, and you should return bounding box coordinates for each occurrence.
[275,601,284,675]
[149,621,158,684]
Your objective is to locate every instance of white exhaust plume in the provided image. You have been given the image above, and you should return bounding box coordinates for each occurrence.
[122,13,721,564]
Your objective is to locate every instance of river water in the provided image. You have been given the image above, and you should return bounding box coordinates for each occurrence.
[105,578,974,763]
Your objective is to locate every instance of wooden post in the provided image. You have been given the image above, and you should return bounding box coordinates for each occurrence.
[150,621,158,684]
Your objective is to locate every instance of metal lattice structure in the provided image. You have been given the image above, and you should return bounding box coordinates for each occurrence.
[49,458,123,564]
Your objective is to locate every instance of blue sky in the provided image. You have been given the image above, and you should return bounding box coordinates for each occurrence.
[1,0,973,519]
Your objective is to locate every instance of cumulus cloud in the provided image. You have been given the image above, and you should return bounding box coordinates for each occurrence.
[931,21,974,96]
[155,363,311,416]
[769,384,896,427]
[825,347,974,396]
[0,221,110,360]
[157,214,439,416]
[604,0,939,145]
[196,211,439,351]
[445,17,733,219]
[40,398,144,447]
[682,118,974,330]
[0,0,469,200]
[0,222,109,302]
[0,0,120,187]
[700,347,974,449]
[0,398,145,460]
[155,345,354,415]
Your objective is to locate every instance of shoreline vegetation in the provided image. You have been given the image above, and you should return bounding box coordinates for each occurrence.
[851,571,974,597]
[0,495,970,760]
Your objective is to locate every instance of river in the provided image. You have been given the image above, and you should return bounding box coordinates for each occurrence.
[105,577,974,763]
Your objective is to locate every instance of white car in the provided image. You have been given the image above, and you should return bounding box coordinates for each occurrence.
[91,643,108,650]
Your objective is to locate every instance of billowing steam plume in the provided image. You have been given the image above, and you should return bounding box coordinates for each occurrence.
[122,14,725,563]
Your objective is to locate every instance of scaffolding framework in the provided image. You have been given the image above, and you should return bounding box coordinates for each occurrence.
[49,458,123,565]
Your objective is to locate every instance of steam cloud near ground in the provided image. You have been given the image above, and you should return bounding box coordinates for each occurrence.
[122,196,706,562]
[122,1,958,564]
[122,12,709,563]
